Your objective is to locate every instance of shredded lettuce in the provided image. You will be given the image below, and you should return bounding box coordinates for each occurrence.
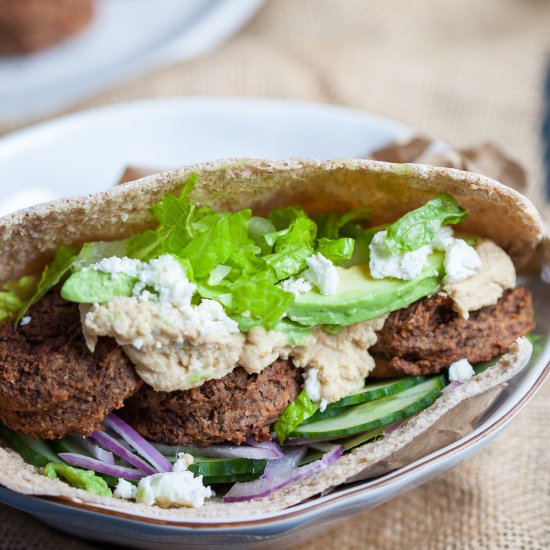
[315,208,370,240]
[0,276,38,324]
[274,390,318,444]
[43,462,112,497]
[315,237,354,264]
[383,194,467,255]
[15,245,79,325]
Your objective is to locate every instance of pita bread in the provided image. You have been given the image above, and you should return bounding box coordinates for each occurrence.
[0,159,546,519]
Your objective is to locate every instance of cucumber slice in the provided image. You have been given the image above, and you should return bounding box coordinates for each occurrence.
[202,472,264,485]
[0,425,61,467]
[301,375,428,425]
[50,437,88,456]
[291,376,445,439]
[300,425,387,464]
[331,376,428,408]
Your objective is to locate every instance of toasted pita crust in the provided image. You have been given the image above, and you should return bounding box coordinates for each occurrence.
[0,159,544,282]
[0,337,532,519]
[0,159,545,518]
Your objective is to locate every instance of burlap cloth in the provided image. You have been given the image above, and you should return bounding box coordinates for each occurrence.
[0,0,549,548]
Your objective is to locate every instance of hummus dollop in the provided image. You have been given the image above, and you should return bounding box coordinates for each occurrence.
[443,240,516,319]
[82,298,244,392]
[81,297,386,402]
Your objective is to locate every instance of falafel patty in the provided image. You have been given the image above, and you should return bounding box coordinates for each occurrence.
[0,293,142,439]
[370,286,535,377]
[120,360,302,446]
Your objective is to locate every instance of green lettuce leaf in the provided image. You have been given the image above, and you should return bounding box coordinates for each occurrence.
[262,212,317,281]
[263,243,311,281]
[273,390,318,444]
[229,280,293,329]
[0,276,38,324]
[43,462,112,497]
[15,245,79,325]
[127,174,198,259]
[384,194,467,255]
[74,240,129,269]
[315,237,355,263]
[268,206,307,230]
[315,208,370,239]
[248,216,277,252]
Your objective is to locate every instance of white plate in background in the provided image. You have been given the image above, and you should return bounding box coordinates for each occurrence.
[0,1,264,120]
[0,97,414,215]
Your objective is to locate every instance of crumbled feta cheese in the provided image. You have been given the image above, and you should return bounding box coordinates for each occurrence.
[173,452,194,471]
[135,454,213,508]
[442,239,482,284]
[280,277,313,298]
[208,265,232,285]
[448,358,475,382]
[132,337,144,350]
[20,316,31,326]
[304,254,340,295]
[369,230,433,280]
[193,299,240,336]
[304,368,328,411]
[92,257,143,278]
[304,368,321,402]
[369,227,482,283]
[431,225,455,249]
[133,255,197,307]
[114,478,137,500]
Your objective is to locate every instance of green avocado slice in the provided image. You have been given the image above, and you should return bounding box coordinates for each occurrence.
[287,252,444,327]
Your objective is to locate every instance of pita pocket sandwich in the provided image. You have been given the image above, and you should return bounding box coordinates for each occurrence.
[0,158,546,518]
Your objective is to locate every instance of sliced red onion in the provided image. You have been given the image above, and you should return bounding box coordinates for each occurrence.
[309,442,337,453]
[103,414,172,473]
[245,438,285,459]
[442,380,463,394]
[224,446,344,503]
[152,441,284,461]
[58,453,146,480]
[71,435,115,465]
[383,418,406,435]
[91,430,156,475]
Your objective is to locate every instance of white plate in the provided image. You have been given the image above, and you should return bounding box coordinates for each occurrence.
[0,98,547,549]
[0,0,264,121]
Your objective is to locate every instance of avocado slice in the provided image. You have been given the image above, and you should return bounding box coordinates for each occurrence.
[287,252,444,327]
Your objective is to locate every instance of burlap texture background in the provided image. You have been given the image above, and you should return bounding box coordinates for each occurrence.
[0,0,548,548]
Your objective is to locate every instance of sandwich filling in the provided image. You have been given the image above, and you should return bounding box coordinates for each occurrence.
[0,176,535,508]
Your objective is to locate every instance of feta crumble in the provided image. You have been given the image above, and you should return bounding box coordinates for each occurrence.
[304,368,328,412]
[92,256,143,278]
[448,358,475,382]
[280,277,313,298]
[91,255,197,308]
[133,255,197,307]
[135,453,213,508]
[369,226,482,283]
[114,478,136,500]
[20,316,31,326]
[440,239,482,284]
[369,230,433,280]
[304,254,340,295]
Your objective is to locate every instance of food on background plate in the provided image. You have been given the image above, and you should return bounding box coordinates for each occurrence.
[0,0,94,55]
[0,159,545,516]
